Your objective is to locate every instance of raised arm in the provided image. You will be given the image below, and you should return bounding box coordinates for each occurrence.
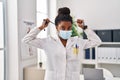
[22,18,50,49]
[77,19,102,49]
[82,28,102,49]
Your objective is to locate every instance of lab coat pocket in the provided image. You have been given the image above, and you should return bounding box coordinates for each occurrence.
[44,70,56,80]
[71,47,80,60]
[72,72,80,80]
[71,44,80,56]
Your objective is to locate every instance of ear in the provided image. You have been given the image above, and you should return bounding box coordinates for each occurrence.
[56,26,59,31]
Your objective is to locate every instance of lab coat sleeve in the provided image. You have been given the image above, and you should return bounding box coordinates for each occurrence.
[22,27,47,49]
[82,28,102,49]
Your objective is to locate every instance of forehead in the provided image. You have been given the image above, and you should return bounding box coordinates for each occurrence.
[58,21,72,26]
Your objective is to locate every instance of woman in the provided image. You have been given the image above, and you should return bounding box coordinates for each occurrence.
[22,7,102,80]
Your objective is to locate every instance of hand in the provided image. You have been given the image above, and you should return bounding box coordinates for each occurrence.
[77,19,84,29]
[39,18,50,30]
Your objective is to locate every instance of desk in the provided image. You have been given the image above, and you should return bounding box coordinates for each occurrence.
[23,66,85,80]
[23,66,45,80]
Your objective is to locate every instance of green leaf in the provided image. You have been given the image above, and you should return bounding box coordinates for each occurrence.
[71,16,83,37]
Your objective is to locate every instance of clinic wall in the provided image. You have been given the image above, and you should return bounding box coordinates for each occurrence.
[7,0,19,80]
[6,0,37,80]
[18,0,37,80]
[57,0,120,30]
[48,0,57,36]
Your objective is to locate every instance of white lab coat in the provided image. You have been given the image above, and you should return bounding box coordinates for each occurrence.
[22,27,102,80]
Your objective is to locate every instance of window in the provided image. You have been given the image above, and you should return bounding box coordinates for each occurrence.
[36,0,48,68]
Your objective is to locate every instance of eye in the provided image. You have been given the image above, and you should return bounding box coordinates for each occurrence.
[68,26,72,30]
[61,26,65,30]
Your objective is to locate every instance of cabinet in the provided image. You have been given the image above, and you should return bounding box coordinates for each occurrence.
[23,66,45,80]
[82,28,120,78]
[81,42,120,78]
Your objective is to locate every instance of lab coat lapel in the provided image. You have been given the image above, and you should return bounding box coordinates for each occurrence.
[50,35,78,49]
[50,35,65,49]
[66,36,78,49]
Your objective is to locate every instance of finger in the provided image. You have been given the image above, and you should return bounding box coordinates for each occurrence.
[77,19,84,24]
[77,19,84,22]
[77,19,82,24]
[45,18,50,24]
[44,18,50,23]
[77,19,83,22]
[43,19,49,25]
[43,19,47,25]
[46,18,50,22]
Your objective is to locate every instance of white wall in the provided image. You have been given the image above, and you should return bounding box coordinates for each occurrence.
[18,0,37,80]
[48,0,57,36]
[0,2,4,80]
[6,0,37,80]
[57,0,120,30]
[6,0,57,80]
[7,0,19,80]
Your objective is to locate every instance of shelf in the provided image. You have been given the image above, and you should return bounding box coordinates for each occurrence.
[82,42,120,77]
[82,60,120,65]
[101,42,120,45]
[99,42,120,47]
[97,61,120,65]
[82,59,97,65]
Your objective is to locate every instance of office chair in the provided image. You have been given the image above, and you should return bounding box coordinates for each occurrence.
[83,68,105,80]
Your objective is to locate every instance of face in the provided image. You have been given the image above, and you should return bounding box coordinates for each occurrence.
[56,21,72,32]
